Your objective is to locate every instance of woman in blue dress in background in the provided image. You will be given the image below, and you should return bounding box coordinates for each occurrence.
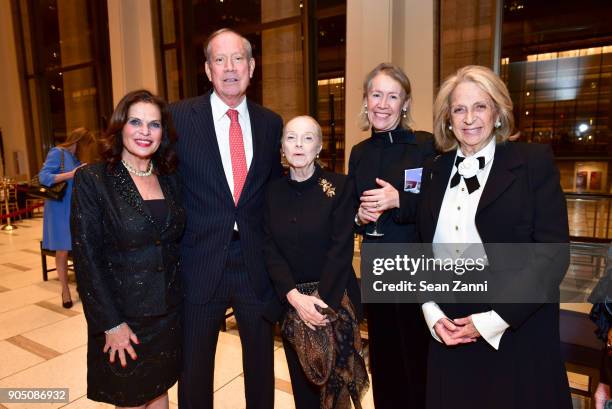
[40,127,95,308]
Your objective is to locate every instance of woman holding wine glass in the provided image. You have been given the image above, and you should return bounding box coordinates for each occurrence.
[348,62,436,409]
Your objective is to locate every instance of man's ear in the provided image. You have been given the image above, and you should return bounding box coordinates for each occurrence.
[204,62,212,81]
[248,58,255,79]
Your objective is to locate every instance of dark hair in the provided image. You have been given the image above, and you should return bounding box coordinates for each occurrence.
[99,89,178,174]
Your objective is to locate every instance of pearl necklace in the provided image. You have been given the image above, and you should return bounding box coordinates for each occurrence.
[121,159,153,177]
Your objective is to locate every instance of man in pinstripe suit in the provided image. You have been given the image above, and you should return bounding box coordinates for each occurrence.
[170,28,283,409]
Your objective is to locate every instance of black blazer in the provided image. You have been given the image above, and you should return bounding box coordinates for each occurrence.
[348,127,435,243]
[418,141,572,408]
[170,92,283,303]
[71,163,185,335]
[263,166,362,321]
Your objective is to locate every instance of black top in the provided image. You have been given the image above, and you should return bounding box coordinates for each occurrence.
[71,163,185,334]
[144,199,168,226]
[263,165,362,321]
[348,126,435,243]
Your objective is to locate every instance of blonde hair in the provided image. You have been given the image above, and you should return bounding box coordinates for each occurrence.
[433,65,516,152]
[358,63,413,131]
[283,115,323,142]
[58,127,96,159]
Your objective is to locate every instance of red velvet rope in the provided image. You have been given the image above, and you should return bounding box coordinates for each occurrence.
[0,202,44,221]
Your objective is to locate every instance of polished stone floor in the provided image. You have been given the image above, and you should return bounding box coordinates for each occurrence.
[0,216,595,408]
[0,217,376,408]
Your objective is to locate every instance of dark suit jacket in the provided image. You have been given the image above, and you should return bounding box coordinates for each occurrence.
[348,127,435,243]
[71,163,185,335]
[170,92,283,303]
[418,141,572,409]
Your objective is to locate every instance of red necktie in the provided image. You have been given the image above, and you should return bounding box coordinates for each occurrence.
[227,109,247,205]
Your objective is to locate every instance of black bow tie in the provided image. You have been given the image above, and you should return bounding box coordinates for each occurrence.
[450,156,485,194]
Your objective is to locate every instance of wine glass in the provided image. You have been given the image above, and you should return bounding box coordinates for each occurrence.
[366,209,384,237]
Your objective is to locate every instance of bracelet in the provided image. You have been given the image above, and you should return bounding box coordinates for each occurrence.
[104,322,125,334]
[354,213,362,226]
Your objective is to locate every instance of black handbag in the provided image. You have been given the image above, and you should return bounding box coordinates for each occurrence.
[27,149,68,201]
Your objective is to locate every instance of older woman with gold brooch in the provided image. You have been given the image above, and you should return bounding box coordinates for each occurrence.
[418,65,572,409]
[263,116,368,409]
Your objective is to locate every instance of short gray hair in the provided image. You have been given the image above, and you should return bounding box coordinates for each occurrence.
[204,28,253,61]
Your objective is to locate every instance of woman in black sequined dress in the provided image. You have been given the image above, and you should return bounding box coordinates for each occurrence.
[71,90,185,409]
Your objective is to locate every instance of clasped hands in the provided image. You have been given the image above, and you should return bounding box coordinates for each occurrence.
[287,289,329,331]
[103,323,139,367]
[434,316,481,346]
[357,178,399,225]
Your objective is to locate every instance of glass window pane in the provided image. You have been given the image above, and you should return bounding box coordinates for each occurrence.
[161,0,176,44]
[57,0,93,66]
[62,67,99,134]
[19,0,34,75]
[165,49,181,102]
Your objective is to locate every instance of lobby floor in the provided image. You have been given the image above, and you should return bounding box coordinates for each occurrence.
[0,216,376,409]
[0,216,594,408]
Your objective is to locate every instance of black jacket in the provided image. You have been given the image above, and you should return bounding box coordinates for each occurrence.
[418,141,572,409]
[71,162,185,334]
[348,127,435,243]
[263,166,362,321]
[170,92,283,303]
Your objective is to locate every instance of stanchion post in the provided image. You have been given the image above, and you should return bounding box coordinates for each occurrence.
[1,178,17,231]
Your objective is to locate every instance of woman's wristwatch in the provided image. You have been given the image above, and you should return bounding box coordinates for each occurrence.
[354,213,362,226]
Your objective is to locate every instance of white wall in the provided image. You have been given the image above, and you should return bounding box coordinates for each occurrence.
[345,0,435,171]
[107,0,159,105]
[0,1,29,178]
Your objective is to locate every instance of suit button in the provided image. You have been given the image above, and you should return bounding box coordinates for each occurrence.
[155,240,161,246]
[157,266,164,272]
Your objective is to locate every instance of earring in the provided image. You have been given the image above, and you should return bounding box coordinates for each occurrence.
[363,104,368,114]
[281,152,285,158]
[448,124,453,131]
[316,153,320,159]
[401,109,407,119]
[495,119,502,129]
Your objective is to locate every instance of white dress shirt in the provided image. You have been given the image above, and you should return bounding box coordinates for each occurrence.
[422,137,510,350]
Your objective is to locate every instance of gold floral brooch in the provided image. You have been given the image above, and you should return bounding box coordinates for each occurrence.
[318,178,336,197]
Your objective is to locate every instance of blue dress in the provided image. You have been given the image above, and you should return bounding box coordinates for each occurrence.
[41,147,80,251]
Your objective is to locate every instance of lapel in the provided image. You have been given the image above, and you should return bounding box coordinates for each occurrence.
[476,142,522,216]
[426,151,455,234]
[237,99,263,207]
[191,92,234,202]
[108,164,157,227]
[157,174,179,232]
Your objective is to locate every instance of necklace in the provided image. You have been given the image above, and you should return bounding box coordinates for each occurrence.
[121,159,153,177]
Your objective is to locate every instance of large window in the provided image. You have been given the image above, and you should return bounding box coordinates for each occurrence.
[154,0,347,172]
[12,0,112,168]
[501,0,612,240]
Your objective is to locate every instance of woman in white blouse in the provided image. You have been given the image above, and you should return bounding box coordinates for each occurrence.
[417,65,572,409]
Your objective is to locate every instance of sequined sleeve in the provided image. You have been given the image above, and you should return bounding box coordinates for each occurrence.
[71,166,123,334]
